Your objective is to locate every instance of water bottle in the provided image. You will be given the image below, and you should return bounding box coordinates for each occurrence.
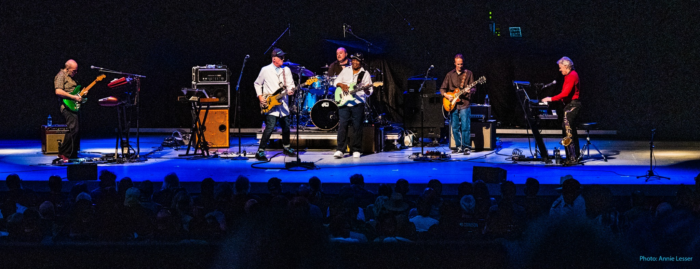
[484,94,490,106]
[47,115,52,126]
[554,147,561,165]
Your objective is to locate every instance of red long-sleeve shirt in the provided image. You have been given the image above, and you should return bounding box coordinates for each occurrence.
[551,70,579,103]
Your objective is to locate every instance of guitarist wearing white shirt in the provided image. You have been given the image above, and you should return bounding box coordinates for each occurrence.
[333,53,373,159]
[54,59,81,162]
[253,48,297,161]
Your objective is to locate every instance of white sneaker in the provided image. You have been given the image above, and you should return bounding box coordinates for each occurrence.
[353,152,361,158]
[334,151,344,158]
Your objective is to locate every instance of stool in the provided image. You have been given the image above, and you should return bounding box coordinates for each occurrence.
[578,122,607,162]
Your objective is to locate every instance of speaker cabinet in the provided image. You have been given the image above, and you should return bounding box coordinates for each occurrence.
[449,121,497,150]
[347,124,381,154]
[67,163,98,181]
[199,109,229,148]
[42,125,69,154]
[472,166,507,184]
[191,82,230,108]
[403,93,446,130]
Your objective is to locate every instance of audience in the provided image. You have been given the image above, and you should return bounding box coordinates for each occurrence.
[549,175,586,220]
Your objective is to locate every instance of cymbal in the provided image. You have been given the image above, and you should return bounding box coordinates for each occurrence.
[321,64,330,69]
[282,61,300,67]
[288,66,314,77]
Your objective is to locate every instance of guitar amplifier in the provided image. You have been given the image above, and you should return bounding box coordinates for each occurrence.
[449,121,497,150]
[192,65,229,82]
[42,125,69,154]
[470,104,491,122]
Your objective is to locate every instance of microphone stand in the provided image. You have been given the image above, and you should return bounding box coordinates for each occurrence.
[286,67,317,171]
[414,66,432,162]
[637,129,670,182]
[263,25,290,55]
[231,55,249,160]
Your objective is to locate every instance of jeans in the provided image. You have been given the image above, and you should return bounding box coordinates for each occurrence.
[259,114,290,150]
[337,103,364,153]
[451,107,471,149]
[59,107,80,158]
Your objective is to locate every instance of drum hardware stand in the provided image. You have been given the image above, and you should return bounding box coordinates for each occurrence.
[637,129,669,182]
[287,66,317,171]
[263,24,290,55]
[231,55,250,160]
[414,65,433,162]
[93,66,147,163]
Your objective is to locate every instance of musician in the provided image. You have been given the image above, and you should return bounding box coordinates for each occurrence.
[334,52,373,159]
[327,47,350,77]
[254,48,297,161]
[541,56,581,164]
[54,59,81,161]
[440,54,476,155]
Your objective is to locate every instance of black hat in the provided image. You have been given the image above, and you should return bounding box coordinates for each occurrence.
[272,48,286,58]
[350,52,364,62]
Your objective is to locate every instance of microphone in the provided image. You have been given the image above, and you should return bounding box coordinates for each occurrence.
[542,80,557,89]
[245,54,250,60]
[288,23,291,37]
[427,65,434,73]
[343,23,346,38]
[91,65,103,70]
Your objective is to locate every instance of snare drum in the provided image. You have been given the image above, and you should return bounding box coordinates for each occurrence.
[310,100,339,130]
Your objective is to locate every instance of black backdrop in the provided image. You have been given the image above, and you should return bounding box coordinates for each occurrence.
[2,0,698,140]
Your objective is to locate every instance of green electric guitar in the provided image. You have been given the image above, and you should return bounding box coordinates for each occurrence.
[62,74,106,112]
[335,81,383,107]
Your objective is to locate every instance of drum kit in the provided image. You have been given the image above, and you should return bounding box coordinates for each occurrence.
[285,61,340,130]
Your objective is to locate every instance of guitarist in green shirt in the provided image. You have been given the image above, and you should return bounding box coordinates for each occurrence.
[54,59,81,161]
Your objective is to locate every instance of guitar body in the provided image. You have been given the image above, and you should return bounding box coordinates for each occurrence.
[335,81,383,107]
[260,87,286,114]
[62,85,83,112]
[62,74,106,112]
[442,89,470,112]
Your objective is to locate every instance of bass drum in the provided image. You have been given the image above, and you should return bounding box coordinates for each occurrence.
[310,99,339,130]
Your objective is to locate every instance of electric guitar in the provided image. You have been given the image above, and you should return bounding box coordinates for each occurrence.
[335,81,383,107]
[442,76,486,112]
[63,74,107,112]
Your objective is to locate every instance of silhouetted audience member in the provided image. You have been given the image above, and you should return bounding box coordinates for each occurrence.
[473,180,495,225]
[20,208,44,242]
[138,180,160,215]
[153,173,184,208]
[410,200,439,233]
[409,187,441,220]
[484,181,525,239]
[196,178,216,214]
[90,170,117,205]
[337,174,375,208]
[294,185,323,224]
[328,216,358,242]
[69,181,89,204]
[374,213,412,242]
[585,185,621,233]
[550,175,586,220]
[428,200,477,241]
[39,201,57,238]
[117,177,133,206]
[371,183,392,219]
[523,177,547,221]
[45,175,69,216]
[232,176,259,220]
[123,187,155,240]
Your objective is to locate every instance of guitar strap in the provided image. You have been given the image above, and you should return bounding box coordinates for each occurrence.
[356,70,366,85]
[459,69,467,89]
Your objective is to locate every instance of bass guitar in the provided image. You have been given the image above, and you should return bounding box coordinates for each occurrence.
[442,76,486,112]
[259,78,318,114]
[335,81,383,107]
[63,74,107,112]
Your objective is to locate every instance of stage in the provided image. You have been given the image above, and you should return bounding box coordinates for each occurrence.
[1,133,698,196]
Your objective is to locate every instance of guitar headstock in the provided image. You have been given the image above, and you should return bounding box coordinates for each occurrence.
[477,76,486,84]
[96,74,107,81]
[304,77,318,86]
[373,81,384,87]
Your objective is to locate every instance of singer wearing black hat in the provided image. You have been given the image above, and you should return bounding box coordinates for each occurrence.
[440,54,476,155]
[254,48,297,161]
[333,52,373,159]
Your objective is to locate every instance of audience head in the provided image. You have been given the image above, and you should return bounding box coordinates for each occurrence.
[172,191,192,212]
[139,180,154,200]
[201,178,215,195]
[674,184,695,210]
[427,179,443,196]
[124,187,142,207]
[297,184,311,198]
[500,181,517,202]
[308,176,322,192]
[350,174,364,186]
[525,177,540,197]
[48,175,62,193]
[162,172,180,190]
[560,176,581,205]
[417,201,432,217]
[420,187,438,205]
[244,199,259,214]
[39,201,56,220]
[76,192,92,203]
[69,182,89,202]
[473,180,490,200]
[6,173,22,190]
[99,170,117,188]
[458,182,473,197]
[378,183,392,197]
[235,175,251,195]
[631,190,645,207]
[267,177,282,195]
[118,177,133,191]
[215,183,234,201]
[655,202,672,217]
[395,178,409,195]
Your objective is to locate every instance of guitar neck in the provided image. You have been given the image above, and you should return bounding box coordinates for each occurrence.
[79,76,105,96]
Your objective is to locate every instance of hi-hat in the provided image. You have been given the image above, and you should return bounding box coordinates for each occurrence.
[287,66,315,77]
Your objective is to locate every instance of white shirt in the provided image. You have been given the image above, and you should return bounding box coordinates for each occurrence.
[254,63,296,117]
[335,67,373,106]
[549,195,586,219]
[409,215,439,232]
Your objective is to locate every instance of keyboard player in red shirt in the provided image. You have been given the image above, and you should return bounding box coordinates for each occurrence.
[541,57,581,165]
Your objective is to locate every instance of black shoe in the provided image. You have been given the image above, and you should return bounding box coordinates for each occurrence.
[452,148,463,154]
[562,159,579,166]
[463,148,471,155]
[255,150,267,161]
[283,147,297,157]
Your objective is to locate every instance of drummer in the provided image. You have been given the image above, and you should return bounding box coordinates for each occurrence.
[328,47,351,77]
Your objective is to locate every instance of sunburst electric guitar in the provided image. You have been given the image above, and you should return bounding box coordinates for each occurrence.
[63,74,107,112]
[442,76,486,112]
